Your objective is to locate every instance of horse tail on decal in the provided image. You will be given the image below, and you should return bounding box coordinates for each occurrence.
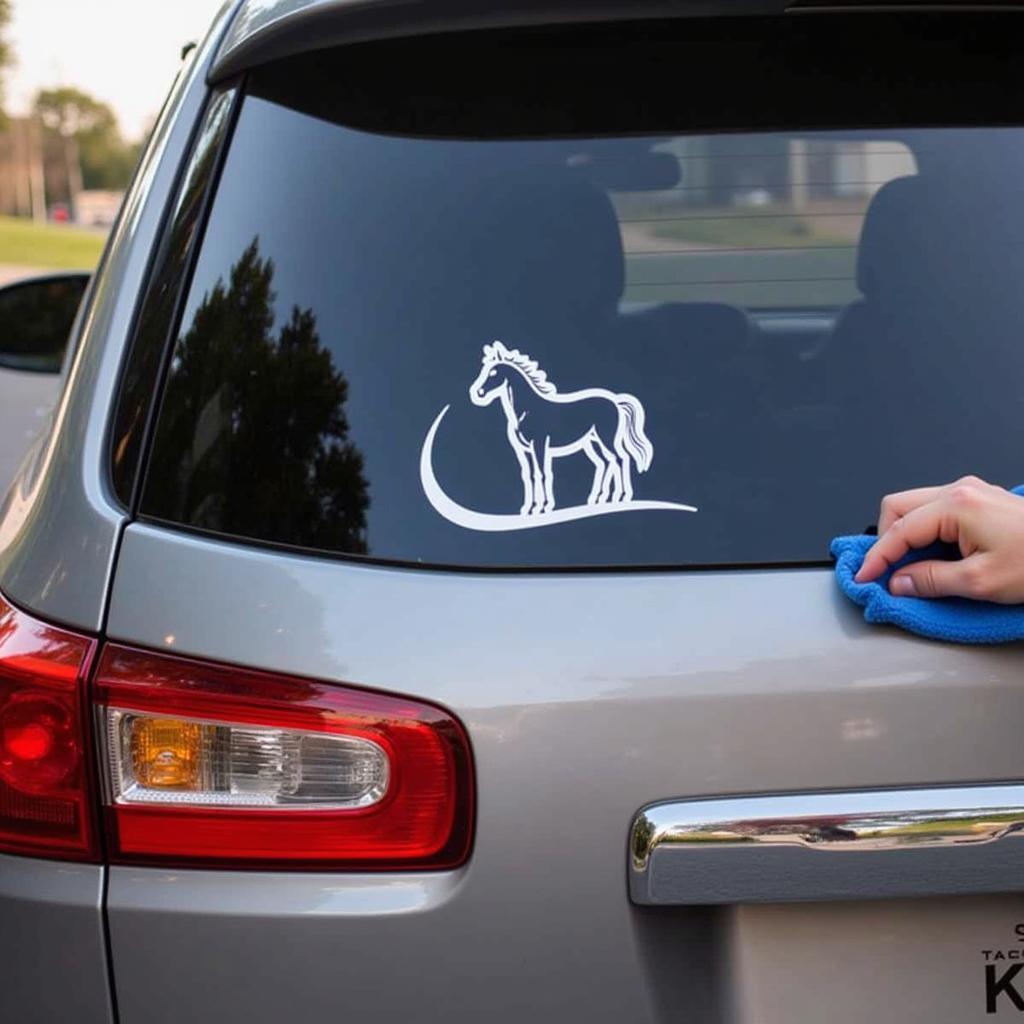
[614,394,654,473]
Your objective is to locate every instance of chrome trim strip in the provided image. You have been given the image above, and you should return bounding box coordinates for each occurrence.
[630,785,1024,905]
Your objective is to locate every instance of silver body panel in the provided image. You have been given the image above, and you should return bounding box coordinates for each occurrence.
[107,867,470,1023]
[0,854,112,1024]
[103,522,1024,1022]
[108,524,1024,809]
[0,367,60,493]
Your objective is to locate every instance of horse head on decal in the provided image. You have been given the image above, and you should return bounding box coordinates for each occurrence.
[468,340,654,516]
[469,341,549,408]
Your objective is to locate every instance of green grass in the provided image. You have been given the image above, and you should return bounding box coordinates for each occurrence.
[650,210,850,250]
[0,215,106,270]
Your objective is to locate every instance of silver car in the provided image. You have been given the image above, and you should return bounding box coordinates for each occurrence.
[3,3,1024,1022]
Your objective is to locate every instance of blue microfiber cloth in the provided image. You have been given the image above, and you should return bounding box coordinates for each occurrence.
[831,484,1024,645]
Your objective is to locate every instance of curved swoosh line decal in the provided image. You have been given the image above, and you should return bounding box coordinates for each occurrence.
[420,406,697,532]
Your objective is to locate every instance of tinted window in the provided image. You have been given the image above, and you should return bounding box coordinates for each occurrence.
[142,19,1024,568]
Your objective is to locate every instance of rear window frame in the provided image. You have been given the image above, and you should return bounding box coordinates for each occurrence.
[107,85,243,511]
[122,13,1024,574]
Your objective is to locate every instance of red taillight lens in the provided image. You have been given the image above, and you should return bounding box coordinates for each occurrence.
[0,595,474,871]
[94,646,474,869]
[0,595,97,861]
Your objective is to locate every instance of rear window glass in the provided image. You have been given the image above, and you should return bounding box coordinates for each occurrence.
[141,21,1024,569]
[618,140,916,309]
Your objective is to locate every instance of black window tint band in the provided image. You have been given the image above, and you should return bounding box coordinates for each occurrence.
[140,17,1024,570]
[109,87,239,509]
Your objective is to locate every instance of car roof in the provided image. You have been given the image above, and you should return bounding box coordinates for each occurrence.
[209,0,789,82]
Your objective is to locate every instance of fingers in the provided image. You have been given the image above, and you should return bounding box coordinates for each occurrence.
[876,476,990,535]
[889,557,986,600]
[852,477,1020,603]
[855,499,957,583]
[877,486,944,535]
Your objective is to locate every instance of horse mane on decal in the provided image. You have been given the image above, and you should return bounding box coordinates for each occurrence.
[482,340,557,395]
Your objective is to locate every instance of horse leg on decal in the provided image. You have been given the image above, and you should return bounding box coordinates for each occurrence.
[591,432,620,503]
[541,439,556,513]
[584,435,606,505]
[526,441,546,515]
[513,443,534,516]
[606,457,623,502]
[614,437,634,502]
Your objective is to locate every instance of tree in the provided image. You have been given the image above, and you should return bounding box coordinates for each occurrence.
[0,1,12,126]
[34,87,115,138]
[34,87,139,202]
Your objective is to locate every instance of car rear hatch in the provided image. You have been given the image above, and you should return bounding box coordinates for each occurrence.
[99,6,1024,1022]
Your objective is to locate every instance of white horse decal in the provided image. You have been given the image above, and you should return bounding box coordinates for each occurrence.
[470,341,653,514]
[419,341,697,532]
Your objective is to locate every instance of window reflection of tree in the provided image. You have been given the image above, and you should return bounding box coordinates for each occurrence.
[149,238,369,555]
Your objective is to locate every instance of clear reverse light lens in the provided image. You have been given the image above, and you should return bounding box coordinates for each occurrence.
[106,709,389,809]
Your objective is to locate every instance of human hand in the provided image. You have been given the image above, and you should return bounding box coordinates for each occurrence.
[854,476,1024,603]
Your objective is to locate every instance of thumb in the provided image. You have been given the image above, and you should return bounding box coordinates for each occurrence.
[889,559,977,599]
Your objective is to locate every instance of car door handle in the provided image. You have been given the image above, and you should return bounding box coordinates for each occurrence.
[629,784,1024,905]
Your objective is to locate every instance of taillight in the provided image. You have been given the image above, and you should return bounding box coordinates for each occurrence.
[0,596,97,861]
[93,645,474,869]
[0,593,473,871]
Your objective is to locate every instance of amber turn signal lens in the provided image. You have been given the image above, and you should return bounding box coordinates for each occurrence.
[129,718,203,789]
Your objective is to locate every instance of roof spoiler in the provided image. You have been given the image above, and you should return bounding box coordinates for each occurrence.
[210,0,1024,83]
[209,0,792,82]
